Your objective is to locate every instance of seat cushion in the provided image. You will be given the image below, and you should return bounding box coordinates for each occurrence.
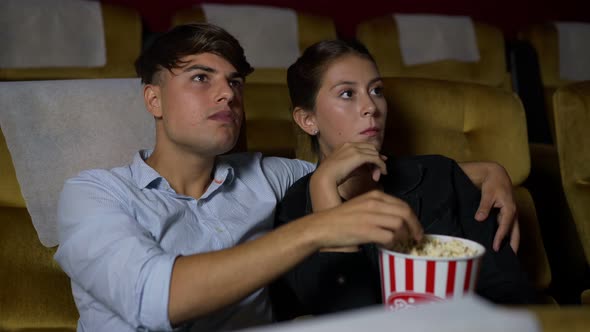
[0,129,25,207]
[0,207,77,331]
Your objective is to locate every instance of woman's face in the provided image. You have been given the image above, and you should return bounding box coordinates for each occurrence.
[312,54,387,157]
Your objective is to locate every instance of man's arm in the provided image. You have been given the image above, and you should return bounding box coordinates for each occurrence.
[56,175,422,328]
[457,161,519,252]
[168,190,423,325]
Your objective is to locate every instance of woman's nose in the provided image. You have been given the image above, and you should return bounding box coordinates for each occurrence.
[361,97,377,117]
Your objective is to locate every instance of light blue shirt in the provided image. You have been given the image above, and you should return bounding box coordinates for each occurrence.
[54,150,314,331]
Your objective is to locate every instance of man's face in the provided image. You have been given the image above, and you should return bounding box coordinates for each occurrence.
[149,53,245,157]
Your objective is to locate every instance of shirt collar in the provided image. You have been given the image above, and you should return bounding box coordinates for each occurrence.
[130,149,166,189]
[129,149,236,194]
[380,156,425,196]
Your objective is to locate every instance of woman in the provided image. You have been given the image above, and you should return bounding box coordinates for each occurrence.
[272,39,535,319]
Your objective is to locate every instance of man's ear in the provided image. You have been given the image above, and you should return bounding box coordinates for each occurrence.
[143,84,162,119]
[293,107,317,135]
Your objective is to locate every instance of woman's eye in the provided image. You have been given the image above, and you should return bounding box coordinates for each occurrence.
[192,74,208,82]
[371,86,383,96]
[340,90,353,99]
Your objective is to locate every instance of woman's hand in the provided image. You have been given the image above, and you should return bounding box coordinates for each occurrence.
[310,142,387,212]
[459,161,520,252]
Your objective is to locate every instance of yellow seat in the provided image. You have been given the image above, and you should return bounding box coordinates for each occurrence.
[296,78,553,302]
[0,77,173,328]
[518,24,578,142]
[516,23,588,304]
[553,81,590,304]
[0,3,141,81]
[171,6,336,157]
[0,207,78,331]
[357,15,512,90]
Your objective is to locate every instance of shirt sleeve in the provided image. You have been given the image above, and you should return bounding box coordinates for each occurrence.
[261,157,315,201]
[54,171,177,330]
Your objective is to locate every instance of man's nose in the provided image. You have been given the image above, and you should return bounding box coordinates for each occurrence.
[216,81,235,103]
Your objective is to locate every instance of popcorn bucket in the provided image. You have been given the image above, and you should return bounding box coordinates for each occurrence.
[379,234,485,311]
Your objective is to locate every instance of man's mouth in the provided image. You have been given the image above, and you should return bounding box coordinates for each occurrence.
[209,110,236,123]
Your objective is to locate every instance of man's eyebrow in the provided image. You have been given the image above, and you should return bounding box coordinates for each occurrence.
[228,72,245,80]
[182,64,216,73]
[182,64,243,80]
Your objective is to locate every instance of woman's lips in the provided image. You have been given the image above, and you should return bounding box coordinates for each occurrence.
[360,127,381,137]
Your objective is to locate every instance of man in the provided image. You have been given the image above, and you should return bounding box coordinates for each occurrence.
[55,23,518,331]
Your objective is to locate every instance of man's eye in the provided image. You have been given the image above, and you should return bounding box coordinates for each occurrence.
[340,90,353,99]
[371,86,383,96]
[229,79,243,88]
[192,74,208,82]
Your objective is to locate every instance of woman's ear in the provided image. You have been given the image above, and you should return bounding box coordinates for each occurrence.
[293,107,318,135]
[143,84,163,119]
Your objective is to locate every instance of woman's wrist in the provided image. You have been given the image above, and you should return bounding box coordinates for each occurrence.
[310,171,342,211]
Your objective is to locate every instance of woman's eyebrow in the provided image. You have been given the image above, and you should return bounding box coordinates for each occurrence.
[369,77,383,85]
[330,81,356,90]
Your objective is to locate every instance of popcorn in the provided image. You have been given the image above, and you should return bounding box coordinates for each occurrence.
[392,237,479,258]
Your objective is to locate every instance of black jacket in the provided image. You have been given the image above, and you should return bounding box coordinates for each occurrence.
[271,155,535,320]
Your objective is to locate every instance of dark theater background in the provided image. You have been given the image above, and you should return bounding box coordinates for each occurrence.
[101,0,590,38]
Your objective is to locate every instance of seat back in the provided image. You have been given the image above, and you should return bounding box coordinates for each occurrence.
[0,78,149,329]
[171,5,336,157]
[0,208,78,331]
[0,129,25,207]
[553,81,590,266]
[357,15,511,90]
[518,23,590,142]
[0,3,141,81]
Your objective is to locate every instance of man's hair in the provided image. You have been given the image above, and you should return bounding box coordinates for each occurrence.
[135,23,254,84]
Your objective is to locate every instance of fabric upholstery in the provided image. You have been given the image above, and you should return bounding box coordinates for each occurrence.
[519,24,578,141]
[357,16,511,90]
[172,6,336,158]
[0,129,25,207]
[296,78,551,295]
[380,78,529,184]
[0,207,77,331]
[553,81,590,266]
[520,24,574,89]
[171,6,336,84]
[0,3,141,81]
[243,83,297,157]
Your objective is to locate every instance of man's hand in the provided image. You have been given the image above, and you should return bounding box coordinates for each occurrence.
[460,161,519,252]
[307,190,424,250]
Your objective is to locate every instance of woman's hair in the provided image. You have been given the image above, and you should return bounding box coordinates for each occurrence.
[287,39,377,155]
[135,23,254,84]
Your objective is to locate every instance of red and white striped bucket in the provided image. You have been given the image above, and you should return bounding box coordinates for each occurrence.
[379,234,485,311]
